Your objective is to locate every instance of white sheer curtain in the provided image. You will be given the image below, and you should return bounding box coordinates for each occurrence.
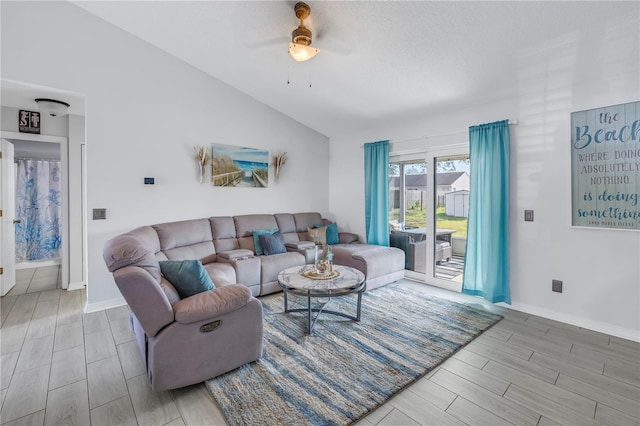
[15,159,62,262]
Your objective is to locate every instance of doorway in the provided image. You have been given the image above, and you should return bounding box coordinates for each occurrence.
[389,146,470,292]
[1,133,69,296]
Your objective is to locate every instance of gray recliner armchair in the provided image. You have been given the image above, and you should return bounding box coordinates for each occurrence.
[103,226,263,391]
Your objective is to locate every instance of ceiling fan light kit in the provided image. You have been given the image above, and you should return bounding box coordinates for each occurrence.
[289,2,319,62]
[34,98,70,116]
[289,43,319,62]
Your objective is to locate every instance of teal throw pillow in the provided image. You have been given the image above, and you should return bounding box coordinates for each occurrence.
[326,222,339,245]
[252,228,279,255]
[259,231,287,255]
[314,222,339,245]
[159,259,215,299]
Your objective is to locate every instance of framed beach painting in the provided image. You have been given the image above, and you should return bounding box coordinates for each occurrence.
[211,143,269,188]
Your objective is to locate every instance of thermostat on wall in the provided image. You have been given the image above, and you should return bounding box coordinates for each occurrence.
[144,177,155,185]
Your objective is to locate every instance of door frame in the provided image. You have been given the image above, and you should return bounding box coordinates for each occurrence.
[1,131,70,290]
[1,139,16,295]
[390,142,469,292]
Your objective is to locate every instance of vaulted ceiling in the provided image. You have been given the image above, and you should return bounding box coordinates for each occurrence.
[47,1,640,137]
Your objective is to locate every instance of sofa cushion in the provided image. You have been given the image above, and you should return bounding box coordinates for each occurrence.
[307,226,326,245]
[259,252,306,286]
[339,232,359,244]
[252,228,279,255]
[210,216,240,252]
[259,231,287,255]
[159,260,215,299]
[274,213,300,244]
[293,212,323,232]
[172,285,252,324]
[154,219,217,264]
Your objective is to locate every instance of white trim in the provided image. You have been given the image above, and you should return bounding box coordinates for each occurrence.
[0,131,66,144]
[15,258,61,269]
[499,301,640,343]
[67,281,85,291]
[84,296,128,314]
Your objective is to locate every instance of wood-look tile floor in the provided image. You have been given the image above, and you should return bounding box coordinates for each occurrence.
[1,270,639,425]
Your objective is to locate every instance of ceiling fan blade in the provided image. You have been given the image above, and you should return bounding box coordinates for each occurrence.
[245,36,289,49]
[315,31,352,56]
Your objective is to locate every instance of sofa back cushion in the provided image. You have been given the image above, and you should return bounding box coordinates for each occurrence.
[293,212,324,241]
[274,213,300,244]
[234,214,279,253]
[153,219,216,263]
[210,216,239,252]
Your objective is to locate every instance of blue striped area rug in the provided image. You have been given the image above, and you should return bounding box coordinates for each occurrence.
[205,284,502,425]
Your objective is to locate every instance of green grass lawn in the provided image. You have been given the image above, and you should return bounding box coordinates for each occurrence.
[390,206,467,238]
[436,206,467,238]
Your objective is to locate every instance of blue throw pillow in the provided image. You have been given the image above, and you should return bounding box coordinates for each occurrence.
[252,228,279,255]
[326,222,339,245]
[259,231,287,255]
[314,222,339,245]
[159,259,215,299]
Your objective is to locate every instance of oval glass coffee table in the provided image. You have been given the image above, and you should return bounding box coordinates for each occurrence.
[277,264,365,334]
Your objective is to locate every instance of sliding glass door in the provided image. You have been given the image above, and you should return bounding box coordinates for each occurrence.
[389,148,469,291]
[388,160,428,273]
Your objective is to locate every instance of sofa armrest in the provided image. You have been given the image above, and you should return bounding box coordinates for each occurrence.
[339,232,359,244]
[285,241,315,250]
[172,285,252,324]
[217,249,254,260]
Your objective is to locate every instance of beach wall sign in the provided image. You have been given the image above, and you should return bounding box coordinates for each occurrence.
[571,101,640,230]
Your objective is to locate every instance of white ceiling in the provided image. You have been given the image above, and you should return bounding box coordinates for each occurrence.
[31,2,640,137]
[1,80,85,116]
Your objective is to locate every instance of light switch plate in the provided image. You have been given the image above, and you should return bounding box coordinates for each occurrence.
[93,208,106,220]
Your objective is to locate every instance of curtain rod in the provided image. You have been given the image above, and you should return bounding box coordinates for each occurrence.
[361,119,519,147]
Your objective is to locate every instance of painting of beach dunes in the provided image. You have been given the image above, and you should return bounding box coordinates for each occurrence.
[211,143,269,188]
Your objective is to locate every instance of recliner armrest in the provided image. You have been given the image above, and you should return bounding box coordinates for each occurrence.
[173,285,252,324]
[217,249,254,260]
[285,241,315,249]
[339,232,359,244]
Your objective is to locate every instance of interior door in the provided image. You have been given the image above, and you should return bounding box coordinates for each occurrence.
[1,139,16,296]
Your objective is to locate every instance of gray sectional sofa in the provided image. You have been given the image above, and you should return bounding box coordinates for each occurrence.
[103,212,404,391]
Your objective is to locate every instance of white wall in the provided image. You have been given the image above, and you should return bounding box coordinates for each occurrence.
[330,14,640,340]
[1,1,330,309]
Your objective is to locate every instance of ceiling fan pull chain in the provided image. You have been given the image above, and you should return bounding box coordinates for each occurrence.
[309,65,312,88]
[287,63,290,85]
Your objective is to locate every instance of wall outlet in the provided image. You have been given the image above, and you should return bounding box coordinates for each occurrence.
[524,210,534,222]
[552,279,563,293]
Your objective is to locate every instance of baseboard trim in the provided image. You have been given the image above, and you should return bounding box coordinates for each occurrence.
[499,301,640,343]
[67,281,85,291]
[84,296,128,314]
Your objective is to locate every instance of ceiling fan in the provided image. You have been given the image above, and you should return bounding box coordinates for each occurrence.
[288,2,319,62]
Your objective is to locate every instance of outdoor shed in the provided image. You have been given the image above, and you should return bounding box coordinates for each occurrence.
[445,190,469,218]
